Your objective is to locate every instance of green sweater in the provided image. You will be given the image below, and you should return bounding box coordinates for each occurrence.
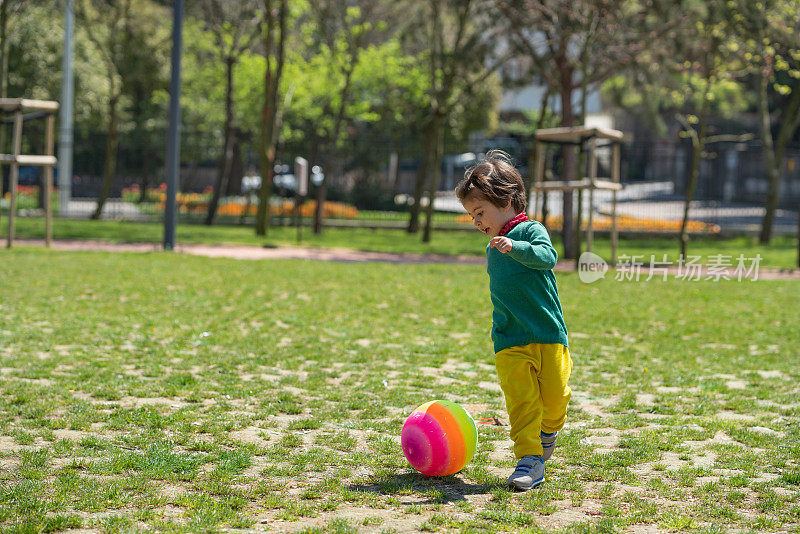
[487,220,568,353]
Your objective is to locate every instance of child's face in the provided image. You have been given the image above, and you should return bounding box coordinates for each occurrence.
[462,195,516,238]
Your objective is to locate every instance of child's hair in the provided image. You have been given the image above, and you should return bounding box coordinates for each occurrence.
[455,150,527,213]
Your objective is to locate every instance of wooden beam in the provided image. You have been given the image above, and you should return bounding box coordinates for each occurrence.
[0,98,60,113]
[0,154,58,166]
[534,125,624,143]
[530,179,623,192]
[592,179,623,191]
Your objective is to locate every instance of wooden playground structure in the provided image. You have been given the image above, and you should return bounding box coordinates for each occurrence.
[0,98,59,248]
[531,126,624,265]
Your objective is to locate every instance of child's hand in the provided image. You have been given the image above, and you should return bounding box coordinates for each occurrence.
[490,236,513,253]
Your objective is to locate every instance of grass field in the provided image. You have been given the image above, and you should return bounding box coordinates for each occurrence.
[1,248,799,533]
[3,216,800,269]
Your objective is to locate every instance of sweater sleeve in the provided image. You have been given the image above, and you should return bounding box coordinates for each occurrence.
[507,223,558,270]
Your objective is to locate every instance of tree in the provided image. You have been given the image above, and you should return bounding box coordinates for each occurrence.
[496,0,682,258]
[179,19,227,174]
[302,0,387,235]
[401,0,506,242]
[194,0,260,225]
[279,36,429,206]
[5,1,122,207]
[344,38,429,197]
[1,0,50,199]
[727,0,800,244]
[76,0,169,220]
[254,0,288,236]
[0,1,25,197]
[672,1,736,259]
[603,0,751,258]
[122,5,169,205]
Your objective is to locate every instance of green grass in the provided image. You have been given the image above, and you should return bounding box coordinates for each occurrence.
[0,247,799,532]
[4,215,800,269]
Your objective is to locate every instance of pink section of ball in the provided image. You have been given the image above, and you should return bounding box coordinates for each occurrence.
[401,411,449,476]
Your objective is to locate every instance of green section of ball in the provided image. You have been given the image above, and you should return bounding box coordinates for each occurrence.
[434,399,478,465]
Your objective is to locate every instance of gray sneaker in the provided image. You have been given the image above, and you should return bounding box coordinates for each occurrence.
[507,455,545,491]
[541,431,558,461]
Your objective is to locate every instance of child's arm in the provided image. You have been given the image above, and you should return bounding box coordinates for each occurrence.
[492,224,557,269]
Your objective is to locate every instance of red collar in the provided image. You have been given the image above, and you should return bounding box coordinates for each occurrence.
[499,212,529,236]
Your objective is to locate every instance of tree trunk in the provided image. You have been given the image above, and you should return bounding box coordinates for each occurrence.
[757,69,779,244]
[256,56,277,235]
[256,0,287,236]
[206,57,236,225]
[313,57,358,236]
[0,0,8,199]
[759,75,800,244]
[140,143,155,203]
[138,161,148,203]
[679,135,700,260]
[92,95,119,220]
[559,82,577,259]
[255,62,277,235]
[407,130,429,234]
[679,107,709,259]
[422,113,444,243]
[255,128,276,235]
[131,87,149,204]
[228,132,244,196]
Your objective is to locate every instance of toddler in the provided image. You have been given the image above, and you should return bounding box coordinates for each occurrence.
[455,150,571,491]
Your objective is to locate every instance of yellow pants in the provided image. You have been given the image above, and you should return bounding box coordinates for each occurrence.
[495,342,572,458]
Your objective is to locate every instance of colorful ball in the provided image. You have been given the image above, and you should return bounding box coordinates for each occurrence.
[400,400,478,476]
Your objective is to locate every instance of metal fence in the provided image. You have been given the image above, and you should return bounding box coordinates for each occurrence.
[2,127,799,236]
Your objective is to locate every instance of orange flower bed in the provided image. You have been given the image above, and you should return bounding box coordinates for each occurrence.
[216,202,253,216]
[455,213,720,234]
[214,200,359,219]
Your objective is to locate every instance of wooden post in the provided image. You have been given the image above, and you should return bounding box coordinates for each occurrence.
[7,110,22,248]
[611,143,621,266]
[575,182,583,266]
[533,140,545,220]
[542,146,552,227]
[587,138,598,253]
[44,114,55,247]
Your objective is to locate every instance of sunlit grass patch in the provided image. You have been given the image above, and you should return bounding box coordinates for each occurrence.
[0,248,798,531]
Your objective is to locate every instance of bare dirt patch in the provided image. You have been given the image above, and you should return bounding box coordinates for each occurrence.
[12,238,800,279]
